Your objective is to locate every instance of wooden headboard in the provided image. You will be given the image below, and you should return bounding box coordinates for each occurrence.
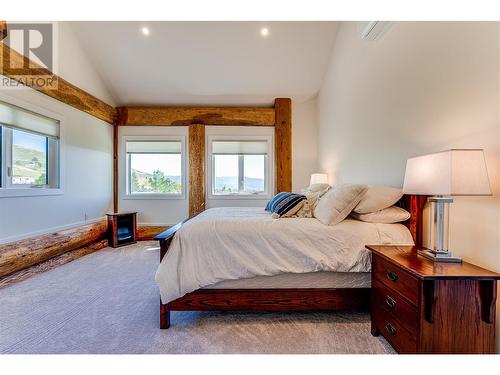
[398,194,427,248]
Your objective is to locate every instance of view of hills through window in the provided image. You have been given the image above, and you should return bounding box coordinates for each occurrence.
[213,154,265,194]
[129,153,182,194]
[12,129,48,185]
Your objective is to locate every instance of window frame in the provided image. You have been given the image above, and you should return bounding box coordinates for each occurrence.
[207,135,274,200]
[0,94,63,198]
[122,135,186,200]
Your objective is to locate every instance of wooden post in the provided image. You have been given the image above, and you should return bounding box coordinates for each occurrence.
[189,124,205,217]
[113,124,118,213]
[274,98,292,192]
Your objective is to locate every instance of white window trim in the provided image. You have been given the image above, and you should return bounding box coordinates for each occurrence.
[206,134,274,200]
[121,135,186,200]
[0,93,64,198]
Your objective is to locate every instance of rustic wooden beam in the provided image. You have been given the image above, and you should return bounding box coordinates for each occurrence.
[0,21,7,41]
[0,42,116,124]
[0,220,108,277]
[0,239,108,289]
[137,225,169,241]
[115,106,275,126]
[189,124,206,217]
[274,98,292,192]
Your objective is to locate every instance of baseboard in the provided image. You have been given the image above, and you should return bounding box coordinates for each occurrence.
[0,216,107,245]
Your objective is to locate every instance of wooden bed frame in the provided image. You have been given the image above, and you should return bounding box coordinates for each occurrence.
[155,194,427,329]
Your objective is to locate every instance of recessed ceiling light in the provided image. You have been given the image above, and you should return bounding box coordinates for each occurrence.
[141,27,150,36]
[260,27,269,37]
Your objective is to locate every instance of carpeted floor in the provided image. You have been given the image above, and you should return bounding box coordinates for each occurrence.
[0,241,395,354]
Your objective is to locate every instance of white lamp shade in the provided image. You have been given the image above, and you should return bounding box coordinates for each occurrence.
[403,149,491,196]
[310,173,328,185]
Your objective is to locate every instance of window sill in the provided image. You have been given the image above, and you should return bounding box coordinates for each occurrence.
[122,194,186,200]
[0,188,63,198]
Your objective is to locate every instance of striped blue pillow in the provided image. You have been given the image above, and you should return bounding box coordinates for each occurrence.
[265,192,306,217]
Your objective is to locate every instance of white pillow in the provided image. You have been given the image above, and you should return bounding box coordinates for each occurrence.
[354,186,403,214]
[351,206,410,224]
[301,183,330,195]
[314,184,368,226]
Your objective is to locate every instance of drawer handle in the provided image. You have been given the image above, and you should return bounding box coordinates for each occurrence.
[385,322,397,336]
[386,271,398,282]
[385,295,396,310]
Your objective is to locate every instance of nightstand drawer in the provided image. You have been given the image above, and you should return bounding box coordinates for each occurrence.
[372,304,417,354]
[372,279,418,332]
[372,254,419,305]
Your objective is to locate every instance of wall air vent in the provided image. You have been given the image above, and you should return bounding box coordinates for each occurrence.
[358,21,393,41]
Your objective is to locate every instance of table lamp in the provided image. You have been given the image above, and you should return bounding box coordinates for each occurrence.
[310,173,328,185]
[402,149,491,262]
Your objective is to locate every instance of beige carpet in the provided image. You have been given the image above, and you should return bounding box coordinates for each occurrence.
[0,241,395,354]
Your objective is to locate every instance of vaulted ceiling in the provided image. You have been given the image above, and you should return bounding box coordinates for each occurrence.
[70,22,338,106]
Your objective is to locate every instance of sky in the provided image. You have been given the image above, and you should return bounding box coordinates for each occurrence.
[12,129,47,153]
[214,155,265,179]
[131,154,182,176]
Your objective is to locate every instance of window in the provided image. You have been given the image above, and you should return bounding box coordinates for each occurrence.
[0,100,60,195]
[125,139,184,197]
[209,138,272,197]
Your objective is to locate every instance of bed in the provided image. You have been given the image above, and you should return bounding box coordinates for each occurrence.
[155,195,426,329]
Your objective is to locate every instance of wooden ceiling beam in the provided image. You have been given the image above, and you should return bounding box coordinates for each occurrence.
[0,42,116,124]
[0,21,7,41]
[115,106,275,126]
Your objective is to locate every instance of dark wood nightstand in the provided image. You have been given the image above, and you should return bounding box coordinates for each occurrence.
[106,212,137,248]
[366,245,500,354]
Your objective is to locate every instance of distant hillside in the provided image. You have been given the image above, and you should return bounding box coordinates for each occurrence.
[12,145,46,184]
[215,176,264,193]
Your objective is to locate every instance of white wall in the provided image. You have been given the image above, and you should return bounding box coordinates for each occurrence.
[292,97,319,191]
[318,21,500,351]
[0,89,113,243]
[58,22,116,106]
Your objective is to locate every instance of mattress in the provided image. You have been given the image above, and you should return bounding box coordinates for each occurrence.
[203,271,371,289]
[156,207,414,303]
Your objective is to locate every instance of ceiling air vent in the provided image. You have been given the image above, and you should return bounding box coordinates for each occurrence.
[358,21,393,41]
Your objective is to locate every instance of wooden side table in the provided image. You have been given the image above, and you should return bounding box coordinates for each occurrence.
[106,212,137,248]
[367,245,500,354]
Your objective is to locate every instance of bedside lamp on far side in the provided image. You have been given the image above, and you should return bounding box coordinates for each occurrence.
[402,149,491,263]
[310,173,328,185]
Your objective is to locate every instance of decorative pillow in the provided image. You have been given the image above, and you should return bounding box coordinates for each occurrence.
[314,184,368,226]
[294,191,322,218]
[266,192,307,218]
[353,186,403,214]
[350,206,410,224]
[301,183,330,195]
[265,192,288,211]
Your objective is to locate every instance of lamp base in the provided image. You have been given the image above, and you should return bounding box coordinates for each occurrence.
[418,249,462,263]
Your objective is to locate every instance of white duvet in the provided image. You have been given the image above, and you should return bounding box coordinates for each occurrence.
[155,207,414,303]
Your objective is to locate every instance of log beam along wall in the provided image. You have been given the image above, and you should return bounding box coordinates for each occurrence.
[0,21,7,41]
[0,41,116,124]
[0,239,108,289]
[0,220,108,278]
[137,225,170,241]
